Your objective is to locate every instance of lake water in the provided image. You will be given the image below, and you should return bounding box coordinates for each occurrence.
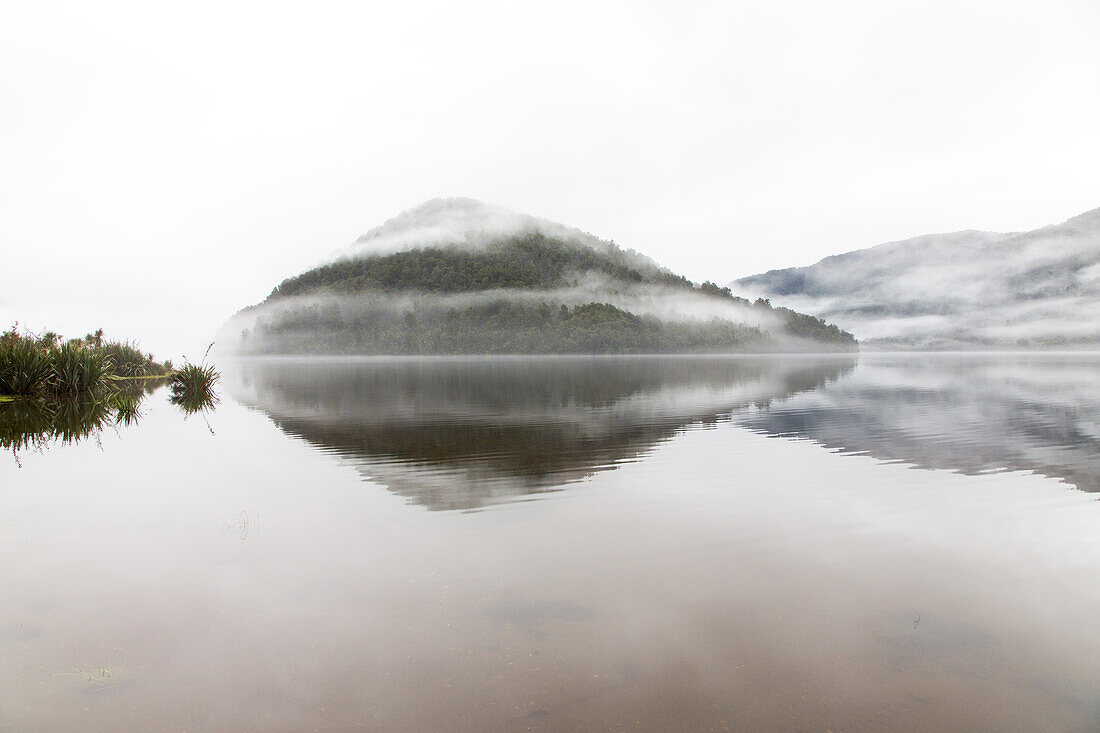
[2,354,1099,731]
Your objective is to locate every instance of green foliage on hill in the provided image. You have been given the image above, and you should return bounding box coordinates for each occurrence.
[267,232,691,300]
[238,232,856,354]
[693,284,854,345]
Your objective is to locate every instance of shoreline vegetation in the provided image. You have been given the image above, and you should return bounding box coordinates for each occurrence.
[1,325,221,461]
[168,346,221,412]
[1,325,172,397]
[0,324,219,403]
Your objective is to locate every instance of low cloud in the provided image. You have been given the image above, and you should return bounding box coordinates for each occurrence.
[221,278,781,354]
[330,197,665,277]
[735,207,1100,347]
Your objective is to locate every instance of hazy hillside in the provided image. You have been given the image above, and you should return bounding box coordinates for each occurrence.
[735,206,1100,348]
[225,198,856,354]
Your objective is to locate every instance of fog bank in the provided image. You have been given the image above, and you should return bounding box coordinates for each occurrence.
[735,206,1100,348]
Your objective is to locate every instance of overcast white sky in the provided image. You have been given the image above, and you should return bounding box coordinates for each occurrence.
[2,0,1099,357]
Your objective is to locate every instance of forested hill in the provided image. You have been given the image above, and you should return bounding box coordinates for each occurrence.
[226,198,856,354]
[266,231,690,301]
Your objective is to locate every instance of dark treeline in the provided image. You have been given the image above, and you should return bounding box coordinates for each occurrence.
[241,299,854,355]
[267,233,691,300]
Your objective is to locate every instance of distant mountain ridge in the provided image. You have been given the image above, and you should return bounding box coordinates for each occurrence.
[225,198,856,354]
[734,206,1100,348]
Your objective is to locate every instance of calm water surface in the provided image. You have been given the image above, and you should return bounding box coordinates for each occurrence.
[2,354,1099,731]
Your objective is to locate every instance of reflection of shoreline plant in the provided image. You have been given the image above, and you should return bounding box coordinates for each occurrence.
[0,375,171,454]
[0,371,209,464]
[113,394,143,426]
[2,398,113,462]
[169,383,219,415]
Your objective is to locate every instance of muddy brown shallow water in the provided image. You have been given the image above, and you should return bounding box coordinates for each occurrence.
[2,354,1099,731]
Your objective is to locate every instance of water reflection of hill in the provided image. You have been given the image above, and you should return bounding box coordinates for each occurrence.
[739,354,1100,492]
[228,356,856,510]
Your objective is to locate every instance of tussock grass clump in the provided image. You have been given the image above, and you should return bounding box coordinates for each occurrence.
[2,329,220,461]
[170,363,219,392]
[169,365,220,414]
[169,343,220,413]
[103,341,169,377]
[170,363,220,401]
[0,324,171,397]
[51,342,114,395]
[0,336,53,395]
